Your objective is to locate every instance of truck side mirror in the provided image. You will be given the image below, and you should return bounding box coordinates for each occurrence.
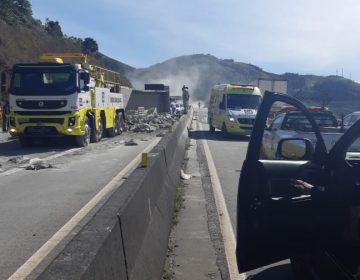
[80,72,90,84]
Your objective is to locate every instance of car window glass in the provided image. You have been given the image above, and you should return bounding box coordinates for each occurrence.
[350,114,360,126]
[343,115,351,126]
[269,115,284,130]
[260,101,316,160]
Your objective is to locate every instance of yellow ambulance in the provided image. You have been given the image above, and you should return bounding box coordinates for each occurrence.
[208,84,262,135]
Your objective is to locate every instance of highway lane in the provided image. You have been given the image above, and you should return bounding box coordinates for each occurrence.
[0,133,160,279]
[195,108,293,280]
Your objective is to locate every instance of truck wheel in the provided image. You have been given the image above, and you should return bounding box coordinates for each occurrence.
[91,117,103,143]
[19,136,33,147]
[209,119,215,132]
[221,122,228,137]
[107,126,116,138]
[75,117,91,147]
[115,113,125,135]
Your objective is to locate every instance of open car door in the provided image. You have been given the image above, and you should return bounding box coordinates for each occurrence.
[236,91,360,278]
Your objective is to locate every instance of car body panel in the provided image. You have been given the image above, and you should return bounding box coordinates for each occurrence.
[236,91,360,278]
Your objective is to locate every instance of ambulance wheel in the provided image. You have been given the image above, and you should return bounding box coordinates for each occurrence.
[209,119,215,132]
[75,117,91,147]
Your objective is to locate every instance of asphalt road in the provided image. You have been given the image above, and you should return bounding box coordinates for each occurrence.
[0,132,160,279]
[195,108,294,280]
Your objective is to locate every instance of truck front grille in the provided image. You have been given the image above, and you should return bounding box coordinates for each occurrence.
[16,100,67,110]
[19,118,64,125]
[24,126,59,136]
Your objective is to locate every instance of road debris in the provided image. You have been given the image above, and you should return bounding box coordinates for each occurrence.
[126,108,179,133]
[25,158,53,170]
[7,156,31,164]
[124,139,138,146]
[180,169,192,180]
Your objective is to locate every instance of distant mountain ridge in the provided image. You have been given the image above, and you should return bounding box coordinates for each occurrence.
[127,54,360,115]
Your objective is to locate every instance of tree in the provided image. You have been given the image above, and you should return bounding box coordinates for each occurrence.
[82,37,99,54]
[0,0,33,25]
[44,18,63,38]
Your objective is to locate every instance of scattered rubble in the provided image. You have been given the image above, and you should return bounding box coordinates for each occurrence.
[125,108,179,133]
[7,156,31,164]
[25,158,53,170]
[124,139,138,146]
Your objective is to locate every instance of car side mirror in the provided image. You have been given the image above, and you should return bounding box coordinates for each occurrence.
[277,138,314,160]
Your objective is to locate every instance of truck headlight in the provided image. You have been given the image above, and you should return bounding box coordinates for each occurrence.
[228,116,235,122]
[68,117,76,126]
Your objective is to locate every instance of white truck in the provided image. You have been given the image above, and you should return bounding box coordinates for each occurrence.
[262,106,344,159]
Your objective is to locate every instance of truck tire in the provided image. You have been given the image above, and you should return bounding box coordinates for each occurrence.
[75,117,91,147]
[91,117,103,143]
[19,136,33,147]
[209,118,215,132]
[115,113,125,135]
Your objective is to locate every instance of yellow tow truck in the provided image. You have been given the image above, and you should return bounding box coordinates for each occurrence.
[8,53,132,147]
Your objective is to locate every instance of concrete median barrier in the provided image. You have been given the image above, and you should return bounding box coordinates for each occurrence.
[38,110,193,280]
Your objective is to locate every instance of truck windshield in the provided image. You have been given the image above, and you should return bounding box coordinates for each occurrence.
[10,65,77,96]
[226,94,261,109]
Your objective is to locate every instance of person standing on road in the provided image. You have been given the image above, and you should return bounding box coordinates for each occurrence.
[2,100,9,132]
[182,85,189,114]
[170,99,176,115]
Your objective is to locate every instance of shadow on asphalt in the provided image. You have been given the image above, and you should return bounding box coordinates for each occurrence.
[245,264,294,280]
[189,130,250,142]
[0,137,76,156]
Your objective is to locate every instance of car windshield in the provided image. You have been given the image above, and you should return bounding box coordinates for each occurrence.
[283,112,338,131]
[226,94,261,109]
[10,64,77,96]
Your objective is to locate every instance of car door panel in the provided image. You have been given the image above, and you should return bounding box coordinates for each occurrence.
[237,91,329,273]
[237,92,360,278]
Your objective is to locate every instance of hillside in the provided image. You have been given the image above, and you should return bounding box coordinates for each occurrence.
[0,1,133,88]
[127,54,360,115]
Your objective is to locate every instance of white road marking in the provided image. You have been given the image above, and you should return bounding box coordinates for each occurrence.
[8,137,161,280]
[1,148,82,176]
[199,121,245,280]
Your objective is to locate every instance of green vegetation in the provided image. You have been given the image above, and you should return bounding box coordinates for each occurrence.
[0,0,33,25]
[0,0,133,88]
[44,18,63,38]
[82,37,99,54]
[172,182,185,226]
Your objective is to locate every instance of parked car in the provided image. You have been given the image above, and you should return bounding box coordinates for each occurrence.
[343,111,360,130]
[262,106,343,159]
[237,91,360,279]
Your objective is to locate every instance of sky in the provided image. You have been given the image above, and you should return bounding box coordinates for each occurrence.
[30,0,360,82]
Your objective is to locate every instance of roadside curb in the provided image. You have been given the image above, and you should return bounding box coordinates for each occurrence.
[164,113,230,280]
[35,111,193,280]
